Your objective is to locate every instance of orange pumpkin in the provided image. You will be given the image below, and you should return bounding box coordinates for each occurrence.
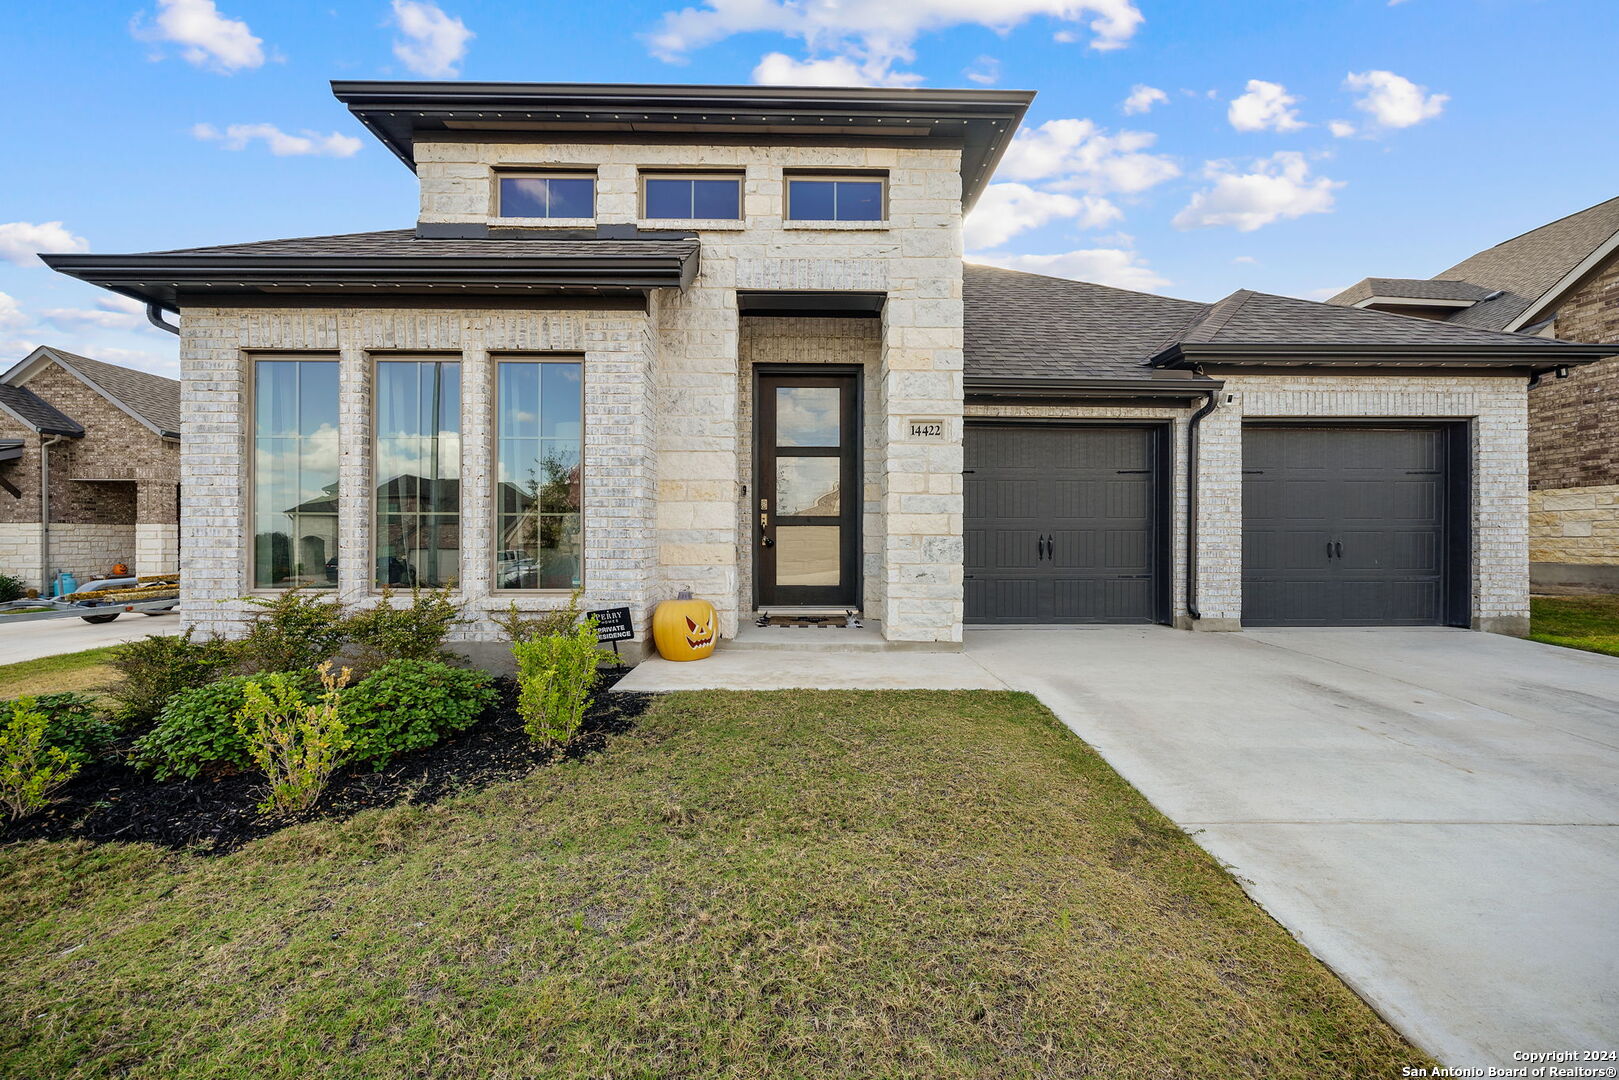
[112,563,129,576]
[652,590,717,662]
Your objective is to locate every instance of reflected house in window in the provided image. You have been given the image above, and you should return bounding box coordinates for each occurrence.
[375,473,461,586]
[496,452,582,591]
[262,482,339,588]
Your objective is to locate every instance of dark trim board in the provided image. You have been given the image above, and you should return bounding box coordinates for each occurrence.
[1240,421,1471,627]
[964,419,1171,625]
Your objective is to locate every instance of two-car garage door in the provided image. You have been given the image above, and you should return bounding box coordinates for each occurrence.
[965,421,1464,627]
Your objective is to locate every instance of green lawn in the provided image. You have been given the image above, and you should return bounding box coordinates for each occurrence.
[1530,594,1619,657]
[0,645,122,699]
[0,690,1426,1079]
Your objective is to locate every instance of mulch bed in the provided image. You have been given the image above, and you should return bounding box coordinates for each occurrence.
[2,670,653,856]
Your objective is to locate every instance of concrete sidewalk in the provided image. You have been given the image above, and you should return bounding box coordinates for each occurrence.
[0,610,179,665]
[616,646,1007,691]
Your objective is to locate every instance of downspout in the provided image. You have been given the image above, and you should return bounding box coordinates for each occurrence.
[1184,388,1222,622]
[146,302,180,336]
[39,434,64,593]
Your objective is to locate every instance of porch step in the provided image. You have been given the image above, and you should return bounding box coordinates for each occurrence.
[726,622,959,654]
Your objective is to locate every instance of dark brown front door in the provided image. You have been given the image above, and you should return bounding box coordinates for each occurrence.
[755,370,860,608]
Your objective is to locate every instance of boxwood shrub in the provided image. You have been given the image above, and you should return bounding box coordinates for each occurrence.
[341,660,495,769]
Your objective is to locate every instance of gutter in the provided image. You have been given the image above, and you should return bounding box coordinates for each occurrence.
[1184,387,1222,622]
[146,302,180,336]
[39,433,63,593]
[965,375,1224,401]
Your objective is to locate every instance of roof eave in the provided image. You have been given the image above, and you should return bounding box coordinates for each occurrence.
[965,374,1224,401]
[1152,342,1617,371]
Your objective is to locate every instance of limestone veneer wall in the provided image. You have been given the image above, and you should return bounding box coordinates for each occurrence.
[178,304,659,642]
[417,137,966,642]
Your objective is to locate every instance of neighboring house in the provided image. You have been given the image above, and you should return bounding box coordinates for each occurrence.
[1330,196,1619,592]
[0,346,181,591]
[42,82,1612,655]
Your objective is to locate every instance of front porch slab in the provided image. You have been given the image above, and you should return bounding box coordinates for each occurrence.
[614,646,1006,691]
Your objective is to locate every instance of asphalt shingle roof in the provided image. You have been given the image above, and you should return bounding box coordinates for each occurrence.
[1329,277,1498,306]
[0,383,83,436]
[39,348,181,436]
[151,229,699,261]
[964,266,1571,380]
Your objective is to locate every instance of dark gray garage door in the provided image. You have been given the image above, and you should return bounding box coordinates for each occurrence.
[965,424,1164,624]
[1243,425,1462,626]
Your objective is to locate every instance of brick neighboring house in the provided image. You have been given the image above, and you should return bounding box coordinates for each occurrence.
[38,81,1615,654]
[1330,196,1619,592]
[0,347,181,592]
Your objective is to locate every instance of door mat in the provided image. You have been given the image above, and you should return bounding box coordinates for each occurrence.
[757,612,862,629]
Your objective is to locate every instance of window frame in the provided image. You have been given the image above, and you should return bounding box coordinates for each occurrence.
[370,353,464,594]
[784,173,889,223]
[489,354,587,595]
[493,170,598,221]
[638,171,745,221]
[247,352,342,593]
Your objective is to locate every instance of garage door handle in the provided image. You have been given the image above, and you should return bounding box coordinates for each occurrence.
[1326,540,1335,559]
[1335,540,1343,559]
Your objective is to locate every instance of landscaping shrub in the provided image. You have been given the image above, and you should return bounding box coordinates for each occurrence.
[0,697,79,820]
[235,662,351,815]
[512,616,603,748]
[238,590,349,674]
[0,573,24,603]
[344,586,464,676]
[110,630,242,729]
[341,659,495,769]
[132,675,300,781]
[2,693,118,765]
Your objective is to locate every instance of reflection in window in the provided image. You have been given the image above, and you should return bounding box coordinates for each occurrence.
[775,386,841,446]
[496,360,583,590]
[643,175,742,219]
[253,359,339,589]
[375,360,460,588]
[776,458,840,516]
[775,526,840,585]
[787,178,884,221]
[498,175,595,219]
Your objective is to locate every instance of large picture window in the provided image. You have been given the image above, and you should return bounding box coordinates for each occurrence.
[496,359,583,590]
[375,359,461,588]
[253,358,339,589]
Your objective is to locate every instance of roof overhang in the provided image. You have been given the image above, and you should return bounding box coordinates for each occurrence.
[4,346,177,439]
[1504,227,1619,332]
[330,81,1035,211]
[966,375,1224,403]
[1151,342,1618,373]
[0,440,22,465]
[1351,296,1478,310]
[40,248,698,309]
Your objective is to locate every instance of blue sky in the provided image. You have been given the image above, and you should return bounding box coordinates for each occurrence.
[3,0,1615,378]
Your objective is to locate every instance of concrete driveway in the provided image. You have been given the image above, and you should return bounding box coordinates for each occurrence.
[967,626,1619,1067]
[0,610,178,665]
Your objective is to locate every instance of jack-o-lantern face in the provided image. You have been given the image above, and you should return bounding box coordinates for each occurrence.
[684,613,715,650]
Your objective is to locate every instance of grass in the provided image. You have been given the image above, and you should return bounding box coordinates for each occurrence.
[0,645,122,699]
[1530,594,1619,657]
[0,690,1427,1079]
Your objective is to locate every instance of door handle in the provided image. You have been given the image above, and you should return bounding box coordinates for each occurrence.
[1335,540,1343,559]
[761,536,774,548]
[1036,534,1045,561]
[1326,540,1334,559]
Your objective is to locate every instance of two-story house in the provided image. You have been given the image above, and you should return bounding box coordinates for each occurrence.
[43,82,1611,657]
[1330,196,1619,594]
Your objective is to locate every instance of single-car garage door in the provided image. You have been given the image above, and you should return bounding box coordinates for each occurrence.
[965,423,1165,624]
[1242,425,1466,627]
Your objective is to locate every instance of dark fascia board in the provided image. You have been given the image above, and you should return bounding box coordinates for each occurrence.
[41,249,697,307]
[1152,342,1618,371]
[966,375,1224,401]
[330,81,1035,211]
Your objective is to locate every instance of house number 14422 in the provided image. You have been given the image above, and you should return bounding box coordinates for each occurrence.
[908,420,946,440]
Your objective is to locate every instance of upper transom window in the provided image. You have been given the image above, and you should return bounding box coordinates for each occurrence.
[643,174,742,220]
[786,176,885,222]
[497,174,595,219]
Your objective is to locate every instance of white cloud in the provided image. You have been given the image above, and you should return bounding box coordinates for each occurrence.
[1231,255,1258,264]
[648,1,1144,88]
[0,221,90,266]
[1227,79,1305,133]
[42,295,150,331]
[193,122,362,158]
[998,118,1179,194]
[1173,152,1343,232]
[0,293,28,330]
[752,51,919,87]
[964,184,1120,249]
[970,248,1169,292]
[1345,70,1447,130]
[1328,119,1357,138]
[964,56,1001,85]
[133,0,265,73]
[390,0,473,78]
[1121,84,1168,115]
